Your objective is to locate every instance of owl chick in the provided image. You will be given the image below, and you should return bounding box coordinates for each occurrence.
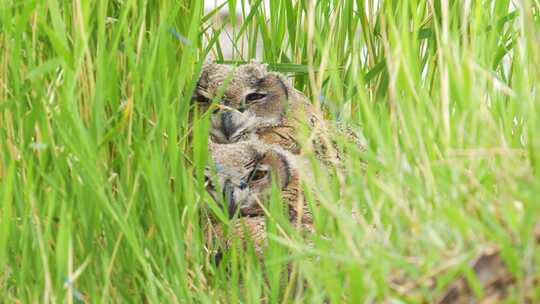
[204,140,313,262]
[192,62,341,164]
[206,140,311,225]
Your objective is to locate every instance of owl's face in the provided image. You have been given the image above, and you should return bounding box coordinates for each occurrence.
[193,63,290,144]
[205,141,292,218]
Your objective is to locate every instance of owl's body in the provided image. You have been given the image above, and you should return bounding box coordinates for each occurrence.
[204,140,312,262]
[193,62,343,165]
[213,216,267,260]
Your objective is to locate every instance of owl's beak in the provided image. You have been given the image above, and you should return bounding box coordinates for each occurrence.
[210,108,252,143]
[223,179,237,219]
[220,111,236,141]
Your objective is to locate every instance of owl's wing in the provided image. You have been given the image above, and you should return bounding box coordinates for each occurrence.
[331,121,367,152]
[256,126,301,154]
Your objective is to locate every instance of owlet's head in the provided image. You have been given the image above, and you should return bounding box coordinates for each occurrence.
[205,140,295,218]
[193,62,291,144]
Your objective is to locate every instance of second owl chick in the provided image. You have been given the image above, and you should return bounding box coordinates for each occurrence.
[206,140,312,226]
[204,140,313,261]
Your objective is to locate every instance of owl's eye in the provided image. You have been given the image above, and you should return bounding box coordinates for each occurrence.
[196,95,211,104]
[250,169,268,182]
[245,93,267,103]
[204,175,214,190]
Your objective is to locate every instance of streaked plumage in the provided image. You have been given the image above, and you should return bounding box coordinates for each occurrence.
[203,140,312,262]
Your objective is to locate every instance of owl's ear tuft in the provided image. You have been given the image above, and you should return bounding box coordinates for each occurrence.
[242,62,268,83]
[197,53,218,89]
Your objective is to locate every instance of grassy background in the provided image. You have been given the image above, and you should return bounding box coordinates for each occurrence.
[1,0,540,302]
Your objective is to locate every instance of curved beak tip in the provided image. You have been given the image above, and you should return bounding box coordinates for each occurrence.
[227,196,235,219]
[223,180,236,219]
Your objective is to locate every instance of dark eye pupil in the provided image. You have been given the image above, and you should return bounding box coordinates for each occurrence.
[246,93,266,102]
[252,170,267,181]
[197,95,211,104]
[204,176,214,190]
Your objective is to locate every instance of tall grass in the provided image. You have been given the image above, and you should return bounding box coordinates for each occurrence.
[1,0,539,302]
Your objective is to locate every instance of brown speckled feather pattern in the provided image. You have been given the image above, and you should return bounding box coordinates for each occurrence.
[281,173,313,231]
[213,217,267,259]
[254,88,344,167]
[256,126,301,154]
[207,181,313,262]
